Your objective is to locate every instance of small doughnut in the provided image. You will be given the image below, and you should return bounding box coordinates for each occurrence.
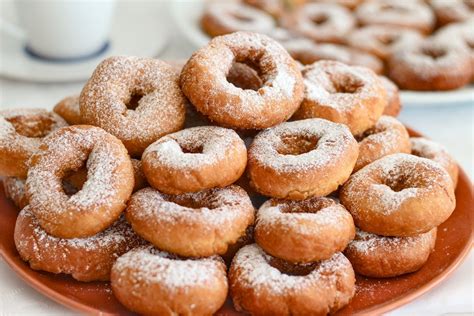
[3,177,28,209]
[294,61,387,135]
[280,3,356,44]
[380,76,401,117]
[0,109,67,178]
[126,186,255,257]
[242,0,285,18]
[340,153,456,237]
[345,228,437,277]
[410,137,459,188]
[388,38,472,91]
[248,118,359,200]
[347,25,423,62]
[26,125,134,239]
[201,2,275,37]
[142,126,247,194]
[255,197,355,263]
[282,39,384,74]
[229,244,355,316]
[180,32,304,130]
[80,56,186,157]
[111,245,228,316]
[53,95,82,125]
[430,0,474,26]
[356,0,435,35]
[354,116,411,171]
[15,208,144,282]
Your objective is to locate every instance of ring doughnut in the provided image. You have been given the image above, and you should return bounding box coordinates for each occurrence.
[142,126,247,194]
[15,208,144,282]
[126,186,255,257]
[388,38,472,91]
[3,177,28,209]
[111,245,228,315]
[26,125,134,238]
[430,0,474,26]
[53,95,82,125]
[80,56,186,157]
[340,153,456,237]
[201,2,275,37]
[380,76,401,117]
[410,137,459,188]
[293,61,387,135]
[345,228,437,277]
[0,109,67,178]
[229,244,355,315]
[255,197,355,263]
[180,32,304,130]
[248,118,359,200]
[347,25,423,62]
[356,0,435,35]
[354,115,411,171]
[282,39,384,74]
[280,3,356,44]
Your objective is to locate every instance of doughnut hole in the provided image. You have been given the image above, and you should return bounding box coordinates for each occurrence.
[276,197,335,214]
[226,61,264,91]
[268,256,317,276]
[61,167,88,196]
[354,125,381,142]
[381,170,429,193]
[311,13,329,25]
[6,114,57,138]
[230,12,253,23]
[277,134,319,155]
[326,73,364,94]
[421,47,447,60]
[379,3,409,13]
[125,92,143,111]
[377,34,398,46]
[168,194,217,210]
[178,142,204,154]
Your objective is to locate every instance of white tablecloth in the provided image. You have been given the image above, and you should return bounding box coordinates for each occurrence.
[0,13,473,316]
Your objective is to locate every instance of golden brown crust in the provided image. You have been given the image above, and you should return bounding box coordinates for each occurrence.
[294,61,387,135]
[126,186,255,257]
[80,56,186,157]
[0,109,68,178]
[354,116,411,171]
[345,228,437,277]
[15,208,144,282]
[248,118,359,200]
[3,177,28,209]
[255,197,355,263]
[180,32,304,130]
[111,246,228,315]
[142,126,247,194]
[53,95,82,125]
[380,76,401,117]
[26,125,134,238]
[340,154,456,236]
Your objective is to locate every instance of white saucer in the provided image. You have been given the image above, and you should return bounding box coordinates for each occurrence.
[171,0,474,107]
[0,1,169,83]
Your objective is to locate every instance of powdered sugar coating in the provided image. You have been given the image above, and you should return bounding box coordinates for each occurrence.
[80,56,186,157]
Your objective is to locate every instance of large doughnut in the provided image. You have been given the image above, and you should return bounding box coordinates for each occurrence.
[142,126,247,194]
[80,56,186,157]
[293,60,387,135]
[345,228,437,277]
[26,125,134,238]
[255,197,355,263]
[280,3,356,44]
[201,2,275,37]
[111,245,228,316]
[53,95,82,125]
[126,186,255,257]
[410,137,459,188]
[388,38,472,91]
[3,177,28,209]
[356,0,435,35]
[248,118,359,200]
[180,32,304,130]
[229,244,355,315]
[0,109,67,178]
[380,76,401,117]
[340,153,456,237]
[354,115,411,171]
[15,208,144,282]
[282,39,384,74]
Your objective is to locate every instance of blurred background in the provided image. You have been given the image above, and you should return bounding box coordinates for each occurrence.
[0,0,472,314]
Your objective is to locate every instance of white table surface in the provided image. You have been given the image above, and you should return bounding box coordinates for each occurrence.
[0,8,473,316]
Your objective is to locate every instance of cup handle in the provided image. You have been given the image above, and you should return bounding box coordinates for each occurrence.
[0,18,25,39]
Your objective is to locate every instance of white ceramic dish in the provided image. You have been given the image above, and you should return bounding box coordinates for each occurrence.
[171,0,474,107]
[0,0,169,83]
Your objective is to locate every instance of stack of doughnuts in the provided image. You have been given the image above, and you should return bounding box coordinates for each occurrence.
[0,31,459,316]
[200,0,474,91]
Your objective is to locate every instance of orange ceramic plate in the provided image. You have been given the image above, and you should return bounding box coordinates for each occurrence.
[0,127,472,316]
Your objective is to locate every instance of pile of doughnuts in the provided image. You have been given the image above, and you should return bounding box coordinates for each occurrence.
[1,31,459,315]
[201,0,474,91]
